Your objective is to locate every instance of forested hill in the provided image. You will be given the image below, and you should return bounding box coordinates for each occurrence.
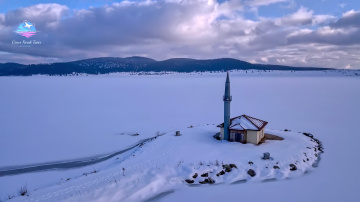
[0,57,330,76]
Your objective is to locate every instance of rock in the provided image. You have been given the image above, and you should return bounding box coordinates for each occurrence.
[248,161,254,165]
[222,165,232,172]
[185,179,194,184]
[208,177,215,184]
[192,173,198,178]
[303,132,313,138]
[229,164,237,169]
[247,169,256,177]
[199,180,207,184]
[201,173,208,177]
[222,164,231,169]
[290,164,297,171]
[273,165,280,169]
[218,170,225,175]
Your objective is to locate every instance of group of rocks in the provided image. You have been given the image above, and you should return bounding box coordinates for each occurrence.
[186,132,322,185]
[185,163,238,184]
[214,164,237,177]
[185,172,215,184]
[185,158,305,185]
[303,132,324,153]
[303,132,324,168]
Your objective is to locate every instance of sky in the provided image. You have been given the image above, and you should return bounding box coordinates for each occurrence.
[0,0,359,69]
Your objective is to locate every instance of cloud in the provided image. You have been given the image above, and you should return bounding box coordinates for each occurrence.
[0,1,359,69]
[245,0,288,7]
[3,3,68,27]
[331,9,360,28]
[287,9,360,46]
[280,6,313,26]
[1,1,240,61]
[278,7,335,26]
[339,3,346,8]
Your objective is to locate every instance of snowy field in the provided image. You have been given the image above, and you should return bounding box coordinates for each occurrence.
[0,70,359,201]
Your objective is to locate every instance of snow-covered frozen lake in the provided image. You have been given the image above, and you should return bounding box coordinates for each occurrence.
[0,70,359,201]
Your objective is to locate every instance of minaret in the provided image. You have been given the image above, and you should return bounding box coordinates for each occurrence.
[223,71,232,141]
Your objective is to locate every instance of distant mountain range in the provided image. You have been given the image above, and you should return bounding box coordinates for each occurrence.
[0,57,331,76]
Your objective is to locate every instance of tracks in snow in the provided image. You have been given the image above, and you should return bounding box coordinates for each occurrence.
[0,136,156,177]
[19,134,190,201]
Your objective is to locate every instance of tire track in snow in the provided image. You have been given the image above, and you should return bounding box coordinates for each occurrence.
[24,135,191,202]
[0,136,157,177]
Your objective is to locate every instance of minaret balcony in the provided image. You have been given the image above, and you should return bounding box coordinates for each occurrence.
[223,95,232,101]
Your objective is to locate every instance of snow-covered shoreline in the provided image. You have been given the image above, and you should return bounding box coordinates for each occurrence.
[1,69,359,78]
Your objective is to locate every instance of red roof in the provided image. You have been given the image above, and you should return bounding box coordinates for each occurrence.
[217,114,268,131]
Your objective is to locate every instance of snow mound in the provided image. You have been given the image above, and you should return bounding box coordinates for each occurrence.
[15,125,322,202]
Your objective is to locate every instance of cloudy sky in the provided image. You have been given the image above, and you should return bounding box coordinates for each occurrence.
[0,0,359,69]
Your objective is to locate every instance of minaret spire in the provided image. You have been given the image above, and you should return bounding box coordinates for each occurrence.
[223,71,232,141]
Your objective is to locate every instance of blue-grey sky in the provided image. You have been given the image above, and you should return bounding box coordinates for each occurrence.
[0,0,359,68]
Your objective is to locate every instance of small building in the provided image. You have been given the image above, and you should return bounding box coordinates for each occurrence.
[217,114,268,144]
[218,72,268,145]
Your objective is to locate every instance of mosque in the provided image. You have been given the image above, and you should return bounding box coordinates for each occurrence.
[217,72,268,145]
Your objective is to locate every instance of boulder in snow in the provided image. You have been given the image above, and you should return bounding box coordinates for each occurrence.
[289,164,297,171]
[217,170,225,176]
[185,179,194,184]
[201,173,208,177]
[247,169,256,177]
[222,164,232,172]
[303,132,313,138]
[208,177,215,184]
[229,164,237,169]
[222,164,231,169]
[192,173,198,178]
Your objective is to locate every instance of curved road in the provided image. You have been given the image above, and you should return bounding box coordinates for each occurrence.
[0,136,156,177]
